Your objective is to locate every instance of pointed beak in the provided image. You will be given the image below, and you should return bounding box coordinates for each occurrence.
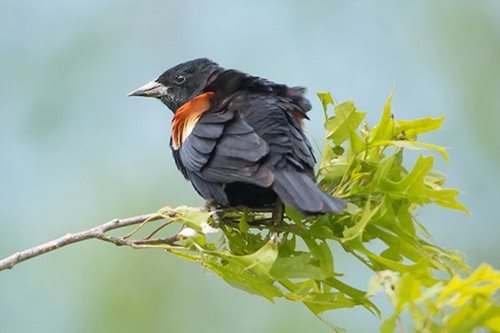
[128,80,169,98]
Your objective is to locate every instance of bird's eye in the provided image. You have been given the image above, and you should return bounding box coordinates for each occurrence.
[175,75,186,84]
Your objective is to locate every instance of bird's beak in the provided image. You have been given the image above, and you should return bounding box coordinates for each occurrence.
[128,80,169,98]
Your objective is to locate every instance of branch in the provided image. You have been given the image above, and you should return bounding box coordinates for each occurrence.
[0,204,276,272]
[0,211,179,272]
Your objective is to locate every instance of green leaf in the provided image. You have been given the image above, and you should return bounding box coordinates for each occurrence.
[171,205,211,231]
[371,140,449,163]
[205,238,281,301]
[327,277,380,316]
[341,200,382,242]
[289,291,358,314]
[395,116,445,140]
[226,237,279,277]
[239,210,249,233]
[371,92,394,142]
[380,313,398,333]
[318,241,335,277]
[303,237,336,277]
[326,100,366,146]
[395,202,416,237]
[368,155,468,212]
[270,253,328,280]
[208,261,282,301]
[317,91,335,119]
[285,206,304,224]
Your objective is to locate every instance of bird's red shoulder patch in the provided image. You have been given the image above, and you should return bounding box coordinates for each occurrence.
[293,110,305,128]
[171,92,214,150]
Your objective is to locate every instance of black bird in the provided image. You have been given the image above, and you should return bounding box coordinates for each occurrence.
[128,58,345,214]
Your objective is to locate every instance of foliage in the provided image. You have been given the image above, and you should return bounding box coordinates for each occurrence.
[133,92,500,332]
[369,263,500,332]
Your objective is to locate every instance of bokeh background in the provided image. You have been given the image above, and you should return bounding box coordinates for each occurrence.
[1,1,499,332]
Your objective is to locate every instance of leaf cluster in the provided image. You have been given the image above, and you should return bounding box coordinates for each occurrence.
[369,264,500,332]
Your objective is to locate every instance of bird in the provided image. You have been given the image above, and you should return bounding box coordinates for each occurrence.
[128,58,345,215]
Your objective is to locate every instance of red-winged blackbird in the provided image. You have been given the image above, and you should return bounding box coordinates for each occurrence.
[129,58,345,214]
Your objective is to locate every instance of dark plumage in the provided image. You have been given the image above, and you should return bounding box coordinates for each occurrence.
[129,58,345,214]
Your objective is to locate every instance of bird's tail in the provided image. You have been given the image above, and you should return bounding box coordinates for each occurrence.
[272,170,346,215]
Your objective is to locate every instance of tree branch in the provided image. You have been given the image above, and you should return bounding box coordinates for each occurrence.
[0,204,277,272]
[0,212,177,272]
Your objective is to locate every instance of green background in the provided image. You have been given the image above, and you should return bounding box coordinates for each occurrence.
[1,1,499,332]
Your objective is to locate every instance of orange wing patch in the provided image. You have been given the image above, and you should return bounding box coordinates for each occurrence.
[171,92,214,150]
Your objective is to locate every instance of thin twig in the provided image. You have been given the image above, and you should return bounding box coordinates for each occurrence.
[144,221,173,240]
[0,212,168,271]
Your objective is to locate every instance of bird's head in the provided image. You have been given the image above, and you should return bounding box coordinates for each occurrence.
[128,58,222,112]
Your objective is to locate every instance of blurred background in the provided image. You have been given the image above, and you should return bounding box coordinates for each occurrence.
[1,1,499,332]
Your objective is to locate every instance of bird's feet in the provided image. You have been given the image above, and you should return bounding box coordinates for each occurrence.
[204,199,223,226]
[272,199,284,226]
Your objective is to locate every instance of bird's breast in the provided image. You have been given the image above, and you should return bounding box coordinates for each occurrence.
[171,92,215,150]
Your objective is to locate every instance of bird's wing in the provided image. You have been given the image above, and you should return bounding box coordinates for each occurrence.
[206,69,315,171]
[177,110,274,187]
[226,93,316,172]
[224,93,345,214]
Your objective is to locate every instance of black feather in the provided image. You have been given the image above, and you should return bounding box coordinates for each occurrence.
[272,170,346,214]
